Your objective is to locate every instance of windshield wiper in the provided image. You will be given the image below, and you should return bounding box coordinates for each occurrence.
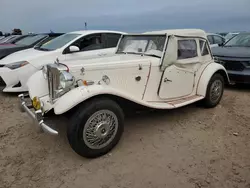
[224,45,248,47]
[126,52,141,55]
[34,46,50,51]
[117,51,127,54]
[117,52,142,55]
[144,53,161,58]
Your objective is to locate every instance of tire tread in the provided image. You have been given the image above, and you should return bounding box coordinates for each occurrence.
[67,97,124,158]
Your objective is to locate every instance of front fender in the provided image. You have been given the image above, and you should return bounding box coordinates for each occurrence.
[196,62,229,96]
[0,51,9,59]
[27,70,49,99]
[53,85,139,115]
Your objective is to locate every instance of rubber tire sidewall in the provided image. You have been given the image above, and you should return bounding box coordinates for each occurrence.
[203,73,224,108]
[67,98,124,158]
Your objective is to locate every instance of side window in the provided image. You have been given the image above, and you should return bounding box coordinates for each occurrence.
[207,35,214,44]
[213,35,224,44]
[105,33,122,48]
[177,40,197,59]
[71,33,103,52]
[199,40,209,56]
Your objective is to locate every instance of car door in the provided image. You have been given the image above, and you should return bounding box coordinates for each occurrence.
[207,35,217,47]
[158,39,199,99]
[63,33,121,61]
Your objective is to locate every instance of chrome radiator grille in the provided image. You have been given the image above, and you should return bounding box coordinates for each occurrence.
[47,64,60,101]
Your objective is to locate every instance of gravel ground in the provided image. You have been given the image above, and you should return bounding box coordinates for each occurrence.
[0,86,250,188]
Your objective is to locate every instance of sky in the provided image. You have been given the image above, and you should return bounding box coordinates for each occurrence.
[0,0,250,33]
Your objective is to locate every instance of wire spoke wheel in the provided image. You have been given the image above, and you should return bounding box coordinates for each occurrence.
[210,79,223,103]
[83,110,119,150]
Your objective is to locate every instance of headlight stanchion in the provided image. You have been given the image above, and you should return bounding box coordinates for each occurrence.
[42,65,48,79]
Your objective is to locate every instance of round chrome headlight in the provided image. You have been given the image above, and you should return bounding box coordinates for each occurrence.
[42,65,48,79]
[59,71,75,89]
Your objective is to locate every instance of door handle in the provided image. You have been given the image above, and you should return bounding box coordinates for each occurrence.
[164,78,172,82]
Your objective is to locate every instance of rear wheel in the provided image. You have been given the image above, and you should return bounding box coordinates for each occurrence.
[203,73,224,108]
[67,98,124,158]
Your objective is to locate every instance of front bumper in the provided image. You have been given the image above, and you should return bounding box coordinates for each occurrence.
[228,70,250,84]
[0,64,37,92]
[18,93,58,135]
[0,67,20,91]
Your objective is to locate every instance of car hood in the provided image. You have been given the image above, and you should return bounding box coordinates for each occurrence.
[66,54,159,68]
[212,46,250,58]
[0,48,51,65]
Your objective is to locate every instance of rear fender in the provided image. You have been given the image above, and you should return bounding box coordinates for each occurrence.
[196,62,229,96]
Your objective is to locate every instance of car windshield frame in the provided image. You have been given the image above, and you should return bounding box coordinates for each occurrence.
[224,33,250,47]
[15,35,47,46]
[116,34,167,58]
[36,33,82,51]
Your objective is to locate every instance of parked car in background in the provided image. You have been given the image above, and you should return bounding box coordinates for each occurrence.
[217,32,228,37]
[0,33,63,60]
[12,28,22,35]
[224,32,239,42]
[207,33,225,47]
[212,32,250,84]
[19,29,228,158]
[0,36,5,41]
[0,35,20,44]
[0,35,30,45]
[0,30,125,92]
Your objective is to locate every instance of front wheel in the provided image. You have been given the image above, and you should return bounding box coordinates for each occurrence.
[202,73,224,108]
[67,98,124,158]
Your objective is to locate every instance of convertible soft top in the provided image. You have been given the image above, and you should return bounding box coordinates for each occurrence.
[144,29,207,38]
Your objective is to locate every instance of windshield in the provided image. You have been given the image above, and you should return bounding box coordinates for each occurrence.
[225,33,238,41]
[3,35,23,43]
[38,33,81,51]
[15,35,46,45]
[117,35,166,58]
[224,34,250,47]
[0,36,16,43]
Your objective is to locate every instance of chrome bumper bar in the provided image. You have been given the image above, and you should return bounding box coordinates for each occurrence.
[18,94,58,135]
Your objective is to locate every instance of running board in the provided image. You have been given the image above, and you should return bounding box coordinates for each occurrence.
[147,95,204,109]
[167,95,203,107]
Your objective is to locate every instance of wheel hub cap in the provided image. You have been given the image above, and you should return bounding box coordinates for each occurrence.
[95,122,110,138]
[83,110,118,150]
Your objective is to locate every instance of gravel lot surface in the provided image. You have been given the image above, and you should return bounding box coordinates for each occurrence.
[0,86,250,188]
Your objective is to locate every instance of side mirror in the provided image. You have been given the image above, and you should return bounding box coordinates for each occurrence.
[218,43,224,47]
[69,45,80,53]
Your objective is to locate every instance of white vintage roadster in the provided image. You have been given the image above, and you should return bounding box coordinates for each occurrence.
[19,29,229,158]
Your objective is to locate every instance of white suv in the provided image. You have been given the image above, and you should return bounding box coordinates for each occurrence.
[0,30,125,92]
